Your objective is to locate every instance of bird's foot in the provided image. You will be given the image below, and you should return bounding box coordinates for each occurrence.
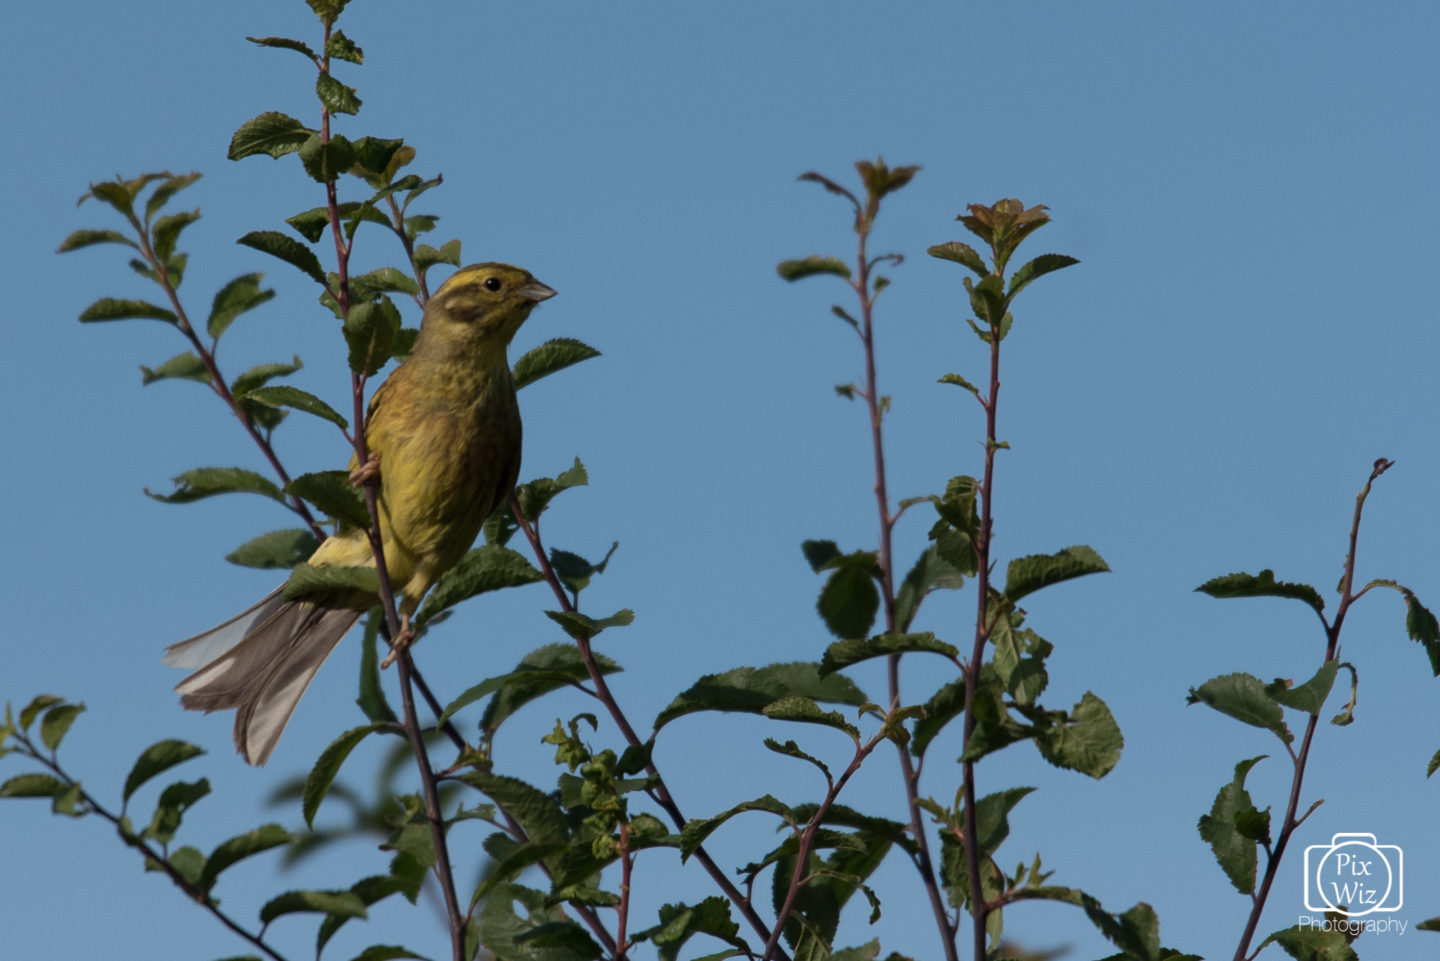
[350,451,382,487]
[380,613,414,670]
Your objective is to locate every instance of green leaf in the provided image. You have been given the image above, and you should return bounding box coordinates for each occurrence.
[344,297,401,375]
[894,544,970,630]
[200,824,292,890]
[243,385,347,428]
[325,29,363,63]
[820,632,958,676]
[1259,924,1359,961]
[286,470,369,528]
[513,338,603,390]
[512,458,589,524]
[439,643,621,732]
[144,778,210,845]
[145,172,203,221]
[123,739,204,802]
[260,889,367,925]
[631,897,748,961]
[237,230,327,286]
[680,795,794,860]
[0,773,70,799]
[458,772,568,849]
[763,738,831,781]
[349,266,419,300]
[927,241,988,277]
[349,138,404,184]
[655,662,866,730]
[145,467,286,506]
[817,561,881,641]
[57,228,138,253]
[356,613,396,725]
[414,239,462,274]
[762,696,859,739]
[1402,586,1440,675]
[151,209,200,262]
[208,272,276,340]
[1187,672,1292,744]
[140,352,210,386]
[231,356,303,395]
[544,608,634,640]
[777,256,851,282]
[1197,569,1326,617]
[245,35,318,59]
[284,563,379,600]
[316,877,410,954]
[226,528,320,569]
[1003,545,1109,605]
[78,297,177,325]
[415,545,542,626]
[1198,756,1267,894]
[344,947,428,961]
[316,73,362,115]
[1265,660,1339,715]
[911,679,965,757]
[300,132,357,184]
[1007,252,1079,301]
[1033,692,1123,778]
[19,695,64,731]
[227,111,313,161]
[480,882,602,961]
[304,724,391,827]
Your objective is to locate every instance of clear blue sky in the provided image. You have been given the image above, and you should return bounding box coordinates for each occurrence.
[4,2,1438,959]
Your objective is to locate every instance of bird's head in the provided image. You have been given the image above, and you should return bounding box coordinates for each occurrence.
[417,262,556,357]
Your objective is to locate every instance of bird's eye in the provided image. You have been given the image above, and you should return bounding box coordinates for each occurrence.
[483,277,503,292]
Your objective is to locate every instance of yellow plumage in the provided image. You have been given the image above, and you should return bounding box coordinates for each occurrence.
[164,263,555,764]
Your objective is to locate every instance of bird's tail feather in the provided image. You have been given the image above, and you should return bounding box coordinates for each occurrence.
[165,588,362,765]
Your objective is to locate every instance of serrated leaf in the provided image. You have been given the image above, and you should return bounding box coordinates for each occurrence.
[316,73,362,115]
[151,209,199,262]
[911,679,965,758]
[1033,692,1123,778]
[238,230,327,285]
[243,385,347,428]
[349,138,404,185]
[820,632,958,676]
[458,772,568,848]
[300,128,358,182]
[145,467,286,506]
[228,111,312,161]
[200,824,292,890]
[1007,253,1079,302]
[415,545,542,626]
[513,338,602,390]
[349,266,419,300]
[230,356,303,395]
[544,608,634,640]
[144,777,210,845]
[1197,756,1267,894]
[141,351,210,386]
[414,239,461,274]
[777,256,851,282]
[286,470,369,528]
[57,229,138,253]
[145,172,203,221]
[763,738,831,780]
[1187,673,1292,743]
[1197,570,1326,616]
[656,662,866,730]
[344,297,401,375]
[1003,545,1109,605]
[245,35,318,59]
[818,565,880,640]
[284,563,379,600]
[123,739,205,801]
[441,643,621,730]
[1265,660,1339,715]
[304,724,390,827]
[226,528,320,569]
[0,773,70,799]
[679,795,794,860]
[927,241,988,277]
[762,696,859,739]
[208,272,276,340]
[260,889,367,925]
[78,297,177,325]
[325,29,363,63]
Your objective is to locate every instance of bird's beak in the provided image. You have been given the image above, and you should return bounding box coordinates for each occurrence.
[519,280,557,303]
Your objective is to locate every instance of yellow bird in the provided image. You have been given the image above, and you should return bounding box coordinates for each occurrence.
[164,263,556,765]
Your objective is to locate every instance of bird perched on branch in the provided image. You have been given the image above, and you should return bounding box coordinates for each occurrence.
[164,263,556,765]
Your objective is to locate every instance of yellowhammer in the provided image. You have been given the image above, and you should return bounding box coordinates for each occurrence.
[164,263,556,765]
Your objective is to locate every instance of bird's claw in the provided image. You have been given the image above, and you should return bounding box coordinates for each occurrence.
[350,451,382,487]
[380,613,414,670]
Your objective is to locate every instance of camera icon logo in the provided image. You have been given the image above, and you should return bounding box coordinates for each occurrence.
[1303,833,1403,916]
